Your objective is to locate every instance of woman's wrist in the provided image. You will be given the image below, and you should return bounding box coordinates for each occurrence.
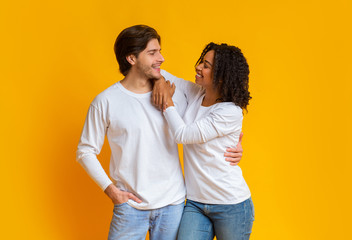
[167,98,174,108]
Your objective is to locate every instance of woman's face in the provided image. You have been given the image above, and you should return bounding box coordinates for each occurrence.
[195,50,214,89]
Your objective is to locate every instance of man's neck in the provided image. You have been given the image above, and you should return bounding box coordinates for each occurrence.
[120,71,153,94]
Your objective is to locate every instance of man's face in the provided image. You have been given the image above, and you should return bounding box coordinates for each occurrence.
[134,38,165,80]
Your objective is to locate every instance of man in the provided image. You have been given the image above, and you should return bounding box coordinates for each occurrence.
[76,25,243,240]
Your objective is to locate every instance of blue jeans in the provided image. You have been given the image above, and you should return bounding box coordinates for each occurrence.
[108,202,184,240]
[177,198,254,240]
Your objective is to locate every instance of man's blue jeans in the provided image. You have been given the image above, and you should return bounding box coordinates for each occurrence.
[177,198,254,240]
[108,202,184,240]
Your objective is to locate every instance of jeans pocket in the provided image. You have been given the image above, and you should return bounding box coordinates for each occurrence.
[114,202,128,208]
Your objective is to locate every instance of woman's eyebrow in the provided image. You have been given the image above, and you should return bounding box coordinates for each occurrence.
[204,60,213,66]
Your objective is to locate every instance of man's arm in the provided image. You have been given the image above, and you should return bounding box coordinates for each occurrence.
[77,104,142,205]
[104,184,142,204]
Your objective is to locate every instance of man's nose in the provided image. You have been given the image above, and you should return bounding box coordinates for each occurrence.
[158,53,165,62]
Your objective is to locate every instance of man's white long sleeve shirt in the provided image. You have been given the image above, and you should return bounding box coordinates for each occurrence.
[77,81,187,210]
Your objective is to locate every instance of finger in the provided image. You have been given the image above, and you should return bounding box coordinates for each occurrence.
[226,159,240,166]
[238,132,244,143]
[172,83,176,91]
[225,157,241,163]
[155,93,159,109]
[154,92,159,107]
[128,193,142,203]
[152,92,156,106]
[224,152,242,157]
[236,132,244,149]
[163,95,167,111]
[158,94,163,110]
[225,148,243,154]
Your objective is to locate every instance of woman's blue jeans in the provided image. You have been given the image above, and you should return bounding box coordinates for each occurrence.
[177,198,254,240]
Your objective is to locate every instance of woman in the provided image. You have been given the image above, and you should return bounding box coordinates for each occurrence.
[158,42,254,240]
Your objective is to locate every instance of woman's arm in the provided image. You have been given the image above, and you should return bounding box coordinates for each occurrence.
[152,76,175,110]
[152,70,203,110]
[155,71,244,164]
[163,104,243,144]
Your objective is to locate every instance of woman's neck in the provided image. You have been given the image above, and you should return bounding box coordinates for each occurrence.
[202,88,222,107]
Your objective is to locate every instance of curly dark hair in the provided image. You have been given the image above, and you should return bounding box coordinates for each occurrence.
[196,42,252,111]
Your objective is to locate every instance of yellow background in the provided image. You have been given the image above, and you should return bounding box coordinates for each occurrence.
[1,0,351,239]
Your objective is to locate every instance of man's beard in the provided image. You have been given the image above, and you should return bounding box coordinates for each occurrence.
[136,63,161,81]
[148,75,161,81]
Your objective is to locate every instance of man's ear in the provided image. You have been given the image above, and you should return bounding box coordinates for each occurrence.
[126,55,136,65]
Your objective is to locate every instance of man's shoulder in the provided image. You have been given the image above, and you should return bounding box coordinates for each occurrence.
[161,69,203,97]
[161,69,183,84]
[91,82,120,106]
[160,69,172,78]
